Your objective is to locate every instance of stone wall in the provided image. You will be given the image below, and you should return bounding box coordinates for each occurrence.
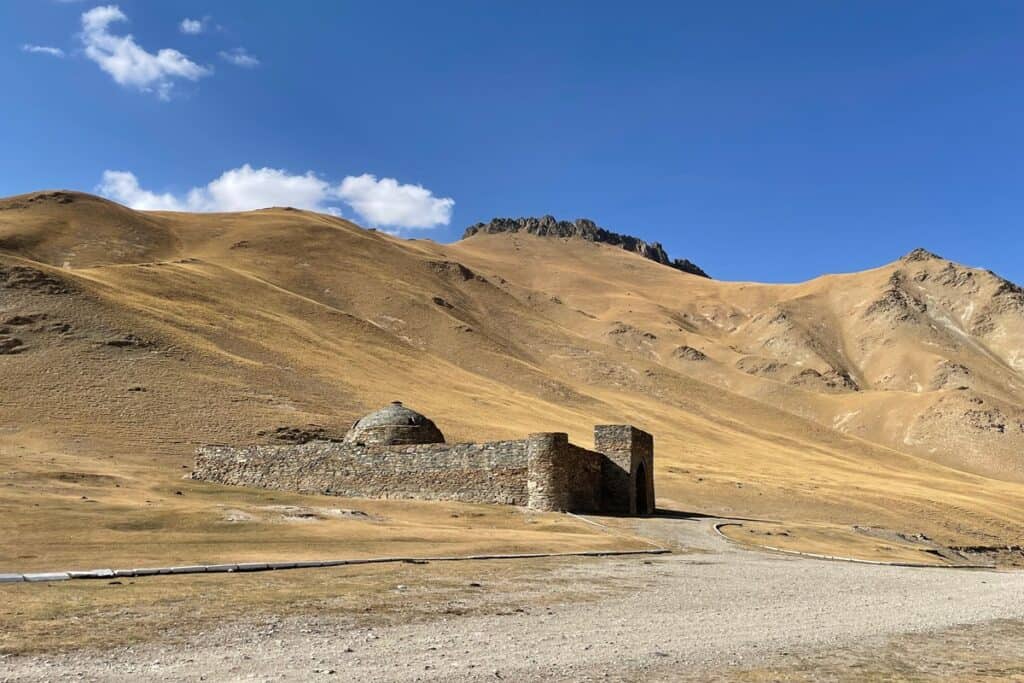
[525,433,570,511]
[564,444,604,513]
[523,435,607,512]
[193,424,653,514]
[594,425,656,514]
[194,440,530,505]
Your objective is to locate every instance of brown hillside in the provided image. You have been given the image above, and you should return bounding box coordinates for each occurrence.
[2,190,1023,567]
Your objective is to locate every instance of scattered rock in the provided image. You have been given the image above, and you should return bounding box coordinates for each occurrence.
[736,356,787,377]
[985,277,1024,317]
[673,345,709,362]
[965,408,1007,434]
[606,322,656,339]
[0,337,25,355]
[0,265,73,295]
[257,425,344,444]
[431,296,454,309]
[0,191,76,210]
[930,361,972,391]
[104,334,152,348]
[934,263,978,290]
[2,314,44,326]
[789,368,859,393]
[427,260,485,282]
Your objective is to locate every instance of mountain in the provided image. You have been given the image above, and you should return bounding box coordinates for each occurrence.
[2,190,1024,563]
[463,216,710,277]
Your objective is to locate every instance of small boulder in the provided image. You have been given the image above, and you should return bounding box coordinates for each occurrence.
[673,345,709,361]
[0,337,25,354]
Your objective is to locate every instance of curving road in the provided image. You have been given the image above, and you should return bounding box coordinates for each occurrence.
[6,515,1024,681]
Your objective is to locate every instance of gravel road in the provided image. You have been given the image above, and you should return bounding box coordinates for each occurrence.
[6,515,1024,681]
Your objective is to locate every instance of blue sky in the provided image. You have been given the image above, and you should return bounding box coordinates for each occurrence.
[2,1,1022,283]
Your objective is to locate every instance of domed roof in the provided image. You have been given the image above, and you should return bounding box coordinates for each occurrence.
[344,401,445,446]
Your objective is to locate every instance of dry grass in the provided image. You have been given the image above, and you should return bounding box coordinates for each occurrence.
[716,521,952,566]
[2,190,1024,572]
[0,555,620,656]
[0,432,641,573]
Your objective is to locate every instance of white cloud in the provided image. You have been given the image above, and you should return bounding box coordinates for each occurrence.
[219,47,259,68]
[96,166,455,229]
[98,166,333,213]
[80,5,211,100]
[97,170,184,211]
[22,44,65,57]
[186,166,333,212]
[337,174,454,229]
[179,18,204,35]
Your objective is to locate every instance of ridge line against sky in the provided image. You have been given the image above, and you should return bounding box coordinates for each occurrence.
[4,1,1022,282]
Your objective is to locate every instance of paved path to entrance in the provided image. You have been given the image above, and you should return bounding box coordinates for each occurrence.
[7,515,1024,681]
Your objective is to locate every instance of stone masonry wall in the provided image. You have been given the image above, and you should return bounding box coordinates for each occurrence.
[564,444,603,513]
[193,424,651,514]
[594,425,655,514]
[194,440,530,505]
[525,433,570,511]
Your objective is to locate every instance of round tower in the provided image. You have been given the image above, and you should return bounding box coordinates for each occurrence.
[526,432,570,511]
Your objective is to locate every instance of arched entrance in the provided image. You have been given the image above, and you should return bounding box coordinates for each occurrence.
[634,462,649,515]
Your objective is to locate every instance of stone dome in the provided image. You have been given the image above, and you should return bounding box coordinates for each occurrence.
[343,401,445,446]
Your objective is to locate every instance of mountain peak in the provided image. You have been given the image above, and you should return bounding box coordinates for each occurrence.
[462,216,709,278]
[901,247,944,263]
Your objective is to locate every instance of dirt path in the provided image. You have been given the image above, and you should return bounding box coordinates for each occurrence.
[6,516,1024,681]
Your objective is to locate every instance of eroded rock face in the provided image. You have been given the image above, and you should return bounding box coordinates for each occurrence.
[864,272,928,325]
[463,216,710,278]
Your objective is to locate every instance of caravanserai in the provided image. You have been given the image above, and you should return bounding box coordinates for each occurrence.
[194,401,655,514]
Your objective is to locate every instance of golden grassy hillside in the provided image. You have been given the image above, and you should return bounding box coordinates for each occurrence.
[2,190,1023,566]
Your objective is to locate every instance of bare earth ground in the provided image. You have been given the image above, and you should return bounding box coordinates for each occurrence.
[5,516,1024,681]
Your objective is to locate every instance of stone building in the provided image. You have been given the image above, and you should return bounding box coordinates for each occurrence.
[194,402,656,515]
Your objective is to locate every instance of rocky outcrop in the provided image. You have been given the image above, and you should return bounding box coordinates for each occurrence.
[463,216,709,278]
[902,247,943,263]
[789,367,860,393]
[0,265,74,295]
[864,272,928,325]
[256,424,346,444]
[672,345,709,361]
[0,336,25,354]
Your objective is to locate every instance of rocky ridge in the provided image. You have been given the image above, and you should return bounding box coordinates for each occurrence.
[462,216,709,278]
